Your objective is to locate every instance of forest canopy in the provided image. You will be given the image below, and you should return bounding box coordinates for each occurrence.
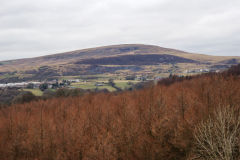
[0,64,240,160]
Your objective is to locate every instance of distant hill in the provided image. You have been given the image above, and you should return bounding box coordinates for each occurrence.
[76,54,198,65]
[0,44,239,82]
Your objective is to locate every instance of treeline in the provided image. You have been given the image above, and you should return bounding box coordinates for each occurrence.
[0,88,86,106]
[0,88,20,105]
[0,81,148,106]
[0,65,239,159]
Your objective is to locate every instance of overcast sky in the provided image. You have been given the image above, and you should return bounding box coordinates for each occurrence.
[0,0,240,60]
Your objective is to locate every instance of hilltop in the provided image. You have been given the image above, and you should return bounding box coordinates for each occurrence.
[0,44,239,83]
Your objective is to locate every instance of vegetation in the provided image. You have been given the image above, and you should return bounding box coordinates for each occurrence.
[0,65,240,159]
[26,83,34,89]
[193,107,240,160]
[23,89,43,96]
[70,80,136,91]
[76,54,197,65]
[12,91,37,104]
[39,83,48,91]
[0,88,20,105]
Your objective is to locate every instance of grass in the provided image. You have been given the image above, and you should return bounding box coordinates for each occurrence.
[23,89,43,96]
[71,82,97,90]
[0,73,18,80]
[97,86,116,92]
[70,80,138,91]
[71,83,116,91]
[115,81,138,89]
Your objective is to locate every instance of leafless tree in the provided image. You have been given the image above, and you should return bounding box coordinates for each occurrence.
[193,106,240,160]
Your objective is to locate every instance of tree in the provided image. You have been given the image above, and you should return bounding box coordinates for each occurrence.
[193,106,240,160]
[125,75,136,80]
[42,89,55,99]
[13,91,36,104]
[39,83,48,91]
[26,83,34,89]
[108,78,115,87]
[56,88,67,97]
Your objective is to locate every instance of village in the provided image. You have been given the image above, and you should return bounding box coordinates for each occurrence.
[0,66,223,96]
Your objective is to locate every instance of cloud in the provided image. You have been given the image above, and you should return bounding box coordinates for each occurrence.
[0,0,239,60]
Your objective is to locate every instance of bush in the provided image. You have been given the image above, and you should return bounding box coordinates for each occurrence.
[39,83,48,91]
[125,75,136,80]
[0,88,20,105]
[42,89,56,99]
[56,88,85,97]
[26,83,34,89]
[13,91,37,104]
[108,78,115,87]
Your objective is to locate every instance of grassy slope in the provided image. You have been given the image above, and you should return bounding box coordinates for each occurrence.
[0,44,239,72]
[0,44,239,84]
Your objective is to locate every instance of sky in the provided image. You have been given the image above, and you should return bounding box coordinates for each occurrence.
[0,0,240,61]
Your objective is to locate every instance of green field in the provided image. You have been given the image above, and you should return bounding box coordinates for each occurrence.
[70,80,138,91]
[19,80,139,96]
[23,89,43,96]
[114,80,138,89]
[97,86,116,92]
[71,82,97,90]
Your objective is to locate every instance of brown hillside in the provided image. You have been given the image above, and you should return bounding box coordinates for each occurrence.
[0,44,239,83]
[0,44,239,72]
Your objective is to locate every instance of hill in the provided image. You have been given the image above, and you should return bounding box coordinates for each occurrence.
[0,44,239,83]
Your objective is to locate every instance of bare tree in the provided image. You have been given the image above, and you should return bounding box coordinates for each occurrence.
[193,106,240,160]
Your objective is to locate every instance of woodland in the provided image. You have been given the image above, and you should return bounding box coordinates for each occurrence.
[0,65,240,160]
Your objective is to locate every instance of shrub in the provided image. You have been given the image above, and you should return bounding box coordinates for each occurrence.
[39,83,48,91]
[26,83,34,89]
[42,89,56,99]
[13,91,37,104]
